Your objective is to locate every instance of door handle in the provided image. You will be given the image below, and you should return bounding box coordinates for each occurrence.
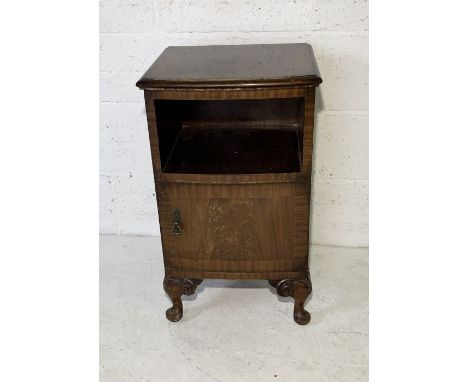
[172,208,183,235]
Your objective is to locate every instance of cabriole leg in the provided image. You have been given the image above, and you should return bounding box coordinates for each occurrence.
[269,276,312,325]
[163,277,202,322]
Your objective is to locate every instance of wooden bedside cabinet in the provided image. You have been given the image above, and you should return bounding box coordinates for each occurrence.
[136,43,322,325]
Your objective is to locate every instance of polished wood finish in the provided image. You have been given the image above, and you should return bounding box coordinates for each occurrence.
[136,43,321,89]
[163,277,202,322]
[137,44,322,325]
[269,277,312,325]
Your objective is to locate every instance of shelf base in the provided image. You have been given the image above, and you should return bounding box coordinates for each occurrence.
[163,126,302,174]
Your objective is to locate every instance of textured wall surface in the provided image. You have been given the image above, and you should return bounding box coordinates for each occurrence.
[99,0,368,247]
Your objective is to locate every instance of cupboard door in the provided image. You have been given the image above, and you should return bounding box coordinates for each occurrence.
[157,183,307,275]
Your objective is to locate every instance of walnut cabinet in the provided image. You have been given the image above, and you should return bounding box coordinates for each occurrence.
[136,43,322,325]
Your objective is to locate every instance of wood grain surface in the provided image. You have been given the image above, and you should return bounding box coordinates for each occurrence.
[136,43,322,89]
[138,43,322,324]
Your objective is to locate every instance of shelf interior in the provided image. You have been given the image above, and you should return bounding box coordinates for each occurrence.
[163,125,301,174]
[155,98,305,175]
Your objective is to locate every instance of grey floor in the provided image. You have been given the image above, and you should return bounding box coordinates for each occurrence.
[100,235,368,382]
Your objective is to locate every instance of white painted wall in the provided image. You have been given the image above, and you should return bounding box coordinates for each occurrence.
[99,0,368,247]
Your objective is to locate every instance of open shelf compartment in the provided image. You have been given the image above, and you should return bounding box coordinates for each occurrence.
[154,98,305,175]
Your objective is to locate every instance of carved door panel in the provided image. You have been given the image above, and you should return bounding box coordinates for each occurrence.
[158,183,301,274]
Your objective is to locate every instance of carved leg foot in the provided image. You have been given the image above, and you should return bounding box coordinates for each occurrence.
[163,277,202,322]
[269,276,312,325]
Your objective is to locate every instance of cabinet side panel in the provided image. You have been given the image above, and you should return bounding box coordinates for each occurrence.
[302,88,316,175]
[144,91,163,175]
[293,181,311,260]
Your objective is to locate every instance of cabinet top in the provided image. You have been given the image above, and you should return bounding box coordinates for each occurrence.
[136,43,322,89]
